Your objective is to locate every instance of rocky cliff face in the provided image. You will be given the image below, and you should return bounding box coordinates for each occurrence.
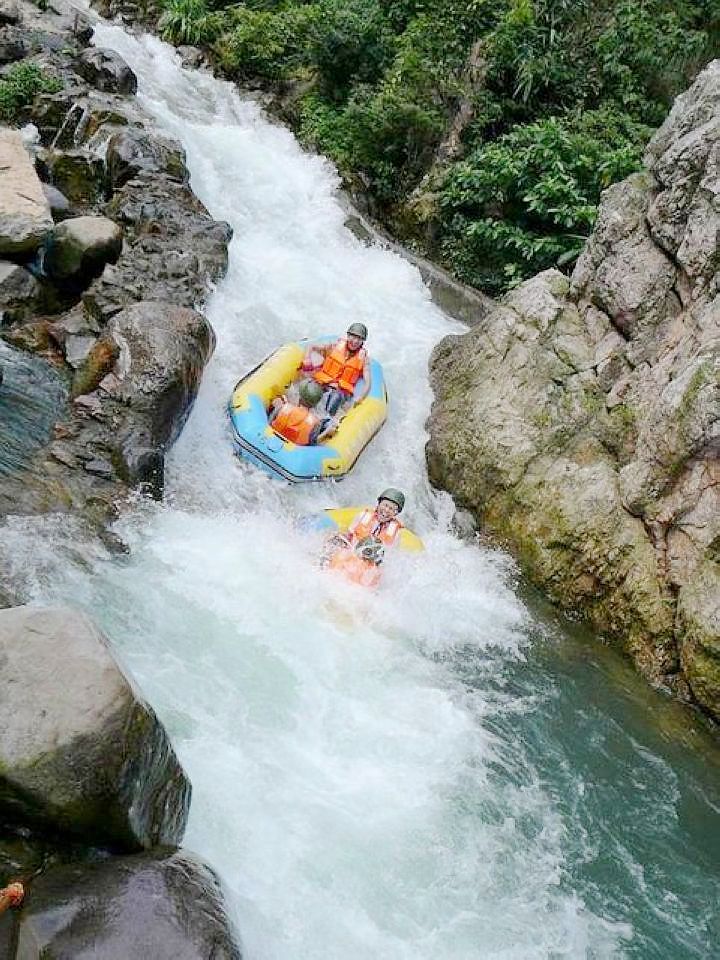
[427,60,720,719]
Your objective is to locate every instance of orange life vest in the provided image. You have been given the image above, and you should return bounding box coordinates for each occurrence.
[329,550,382,588]
[271,403,319,445]
[347,508,403,548]
[314,338,366,395]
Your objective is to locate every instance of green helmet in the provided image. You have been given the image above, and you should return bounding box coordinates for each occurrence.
[299,380,323,406]
[378,487,405,512]
[346,322,368,341]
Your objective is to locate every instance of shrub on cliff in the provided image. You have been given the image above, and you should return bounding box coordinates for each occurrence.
[438,108,652,293]
[0,63,61,124]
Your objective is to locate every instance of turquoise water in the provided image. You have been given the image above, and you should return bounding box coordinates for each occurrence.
[2,11,718,958]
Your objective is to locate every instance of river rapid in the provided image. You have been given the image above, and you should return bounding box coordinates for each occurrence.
[4,19,720,959]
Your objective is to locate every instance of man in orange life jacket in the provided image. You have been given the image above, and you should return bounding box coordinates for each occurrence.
[324,488,405,570]
[304,322,371,417]
[269,380,337,445]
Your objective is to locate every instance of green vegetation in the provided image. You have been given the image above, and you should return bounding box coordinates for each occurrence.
[0,62,62,124]
[158,0,719,294]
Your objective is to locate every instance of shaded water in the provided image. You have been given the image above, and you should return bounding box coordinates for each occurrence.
[2,14,719,959]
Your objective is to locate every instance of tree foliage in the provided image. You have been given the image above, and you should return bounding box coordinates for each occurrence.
[158,0,720,292]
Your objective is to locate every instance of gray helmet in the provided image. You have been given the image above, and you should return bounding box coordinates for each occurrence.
[378,487,405,512]
[356,536,385,565]
[299,380,323,406]
[346,322,368,341]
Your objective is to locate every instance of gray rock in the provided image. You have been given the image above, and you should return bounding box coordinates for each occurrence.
[11,848,242,960]
[44,215,123,284]
[74,46,138,95]
[106,300,215,494]
[427,60,720,719]
[42,182,72,219]
[0,26,28,63]
[0,605,190,849]
[0,0,19,25]
[84,456,114,477]
[64,333,96,367]
[0,129,53,255]
[177,45,205,68]
[0,259,40,319]
[106,128,188,188]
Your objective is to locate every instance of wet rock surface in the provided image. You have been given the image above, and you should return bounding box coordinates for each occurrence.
[9,848,242,960]
[0,605,191,850]
[427,60,720,718]
[0,0,230,524]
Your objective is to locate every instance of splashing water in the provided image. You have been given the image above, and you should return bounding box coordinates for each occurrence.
[3,16,719,959]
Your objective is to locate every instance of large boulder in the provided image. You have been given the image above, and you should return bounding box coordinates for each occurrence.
[9,849,242,960]
[106,128,189,188]
[0,129,53,255]
[427,60,720,715]
[74,46,137,95]
[0,605,190,849]
[43,215,123,284]
[101,300,215,493]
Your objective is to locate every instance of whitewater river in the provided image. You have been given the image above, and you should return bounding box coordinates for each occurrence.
[5,19,720,959]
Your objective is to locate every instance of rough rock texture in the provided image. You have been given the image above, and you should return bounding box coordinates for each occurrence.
[0,605,190,849]
[98,300,216,493]
[8,849,242,960]
[44,215,123,283]
[74,46,137,95]
[0,0,230,523]
[0,129,53,254]
[427,60,720,718]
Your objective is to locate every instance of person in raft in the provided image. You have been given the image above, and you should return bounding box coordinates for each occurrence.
[323,488,405,563]
[269,380,338,445]
[302,322,371,417]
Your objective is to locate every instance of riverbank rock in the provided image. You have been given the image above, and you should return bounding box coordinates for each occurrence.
[427,59,720,717]
[10,849,242,960]
[0,605,191,849]
[43,215,123,284]
[102,299,215,492]
[106,128,189,187]
[0,129,53,254]
[74,46,138,95]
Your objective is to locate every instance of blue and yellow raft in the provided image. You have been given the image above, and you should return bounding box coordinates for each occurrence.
[307,507,424,552]
[228,337,387,482]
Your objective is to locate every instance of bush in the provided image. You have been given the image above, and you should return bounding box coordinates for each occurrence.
[159,0,220,44]
[0,62,61,124]
[311,0,394,99]
[439,109,651,294]
[214,4,320,82]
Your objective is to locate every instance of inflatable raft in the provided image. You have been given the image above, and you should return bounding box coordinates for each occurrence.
[307,506,424,553]
[228,338,387,482]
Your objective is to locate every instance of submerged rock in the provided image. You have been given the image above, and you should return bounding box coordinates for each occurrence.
[10,848,242,960]
[427,60,720,717]
[0,605,191,850]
